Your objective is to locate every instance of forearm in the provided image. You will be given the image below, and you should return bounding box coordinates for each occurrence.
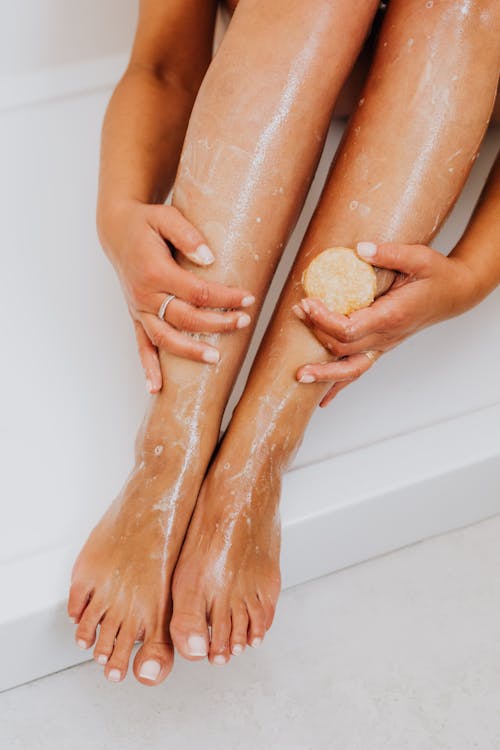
[450,153,500,307]
[96,67,200,251]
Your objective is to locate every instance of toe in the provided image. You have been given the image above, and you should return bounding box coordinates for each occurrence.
[170,591,209,661]
[133,633,174,686]
[104,626,137,683]
[246,595,267,648]
[208,602,231,665]
[258,593,278,631]
[93,614,120,666]
[75,598,104,650]
[230,603,248,656]
[67,581,92,624]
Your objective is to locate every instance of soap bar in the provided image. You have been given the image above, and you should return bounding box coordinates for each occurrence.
[302,246,377,314]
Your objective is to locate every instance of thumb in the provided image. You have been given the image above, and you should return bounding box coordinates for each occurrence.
[150,204,215,266]
[356,241,432,276]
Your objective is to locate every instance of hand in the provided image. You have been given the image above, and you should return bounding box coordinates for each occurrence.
[99,200,255,393]
[294,241,478,407]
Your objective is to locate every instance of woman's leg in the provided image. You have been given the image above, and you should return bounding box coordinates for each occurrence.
[68,0,380,684]
[171,0,500,662]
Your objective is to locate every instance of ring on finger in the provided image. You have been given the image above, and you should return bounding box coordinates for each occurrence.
[158,293,176,321]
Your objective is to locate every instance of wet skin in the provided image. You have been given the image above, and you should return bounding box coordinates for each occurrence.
[69,0,500,683]
[69,0,381,682]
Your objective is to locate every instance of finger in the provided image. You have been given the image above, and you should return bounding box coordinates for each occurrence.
[297,351,380,384]
[133,321,162,393]
[319,380,353,408]
[141,314,220,364]
[149,205,215,266]
[356,241,434,277]
[342,291,411,340]
[165,262,255,310]
[296,298,365,344]
[310,326,382,358]
[293,302,373,356]
[152,296,252,334]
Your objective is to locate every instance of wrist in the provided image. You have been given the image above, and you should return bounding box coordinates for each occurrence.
[447,250,485,314]
[96,197,141,258]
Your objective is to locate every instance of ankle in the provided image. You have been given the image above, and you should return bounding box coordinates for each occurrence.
[222,396,304,476]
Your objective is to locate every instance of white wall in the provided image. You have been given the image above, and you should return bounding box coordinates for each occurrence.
[1,1,499,689]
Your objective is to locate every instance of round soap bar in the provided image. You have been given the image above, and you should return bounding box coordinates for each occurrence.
[302,246,377,314]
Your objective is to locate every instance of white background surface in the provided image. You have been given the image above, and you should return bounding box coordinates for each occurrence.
[1,0,499,668]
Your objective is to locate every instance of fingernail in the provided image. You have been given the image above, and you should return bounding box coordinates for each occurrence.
[77,639,88,650]
[232,644,243,656]
[250,638,262,648]
[107,669,121,683]
[357,241,377,258]
[299,374,316,383]
[300,299,311,314]
[146,378,154,394]
[202,348,220,364]
[241,295,256,308]
[236,313,251,329]
[187,635,208,657]
[292,304,306,320]
[213,655,226,665]
[139,659,161,681]
[97,654,108,665]
[191,243,214,265]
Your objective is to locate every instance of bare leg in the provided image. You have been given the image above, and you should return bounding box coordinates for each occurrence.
[68,0,379,684]
[171,0,500,661]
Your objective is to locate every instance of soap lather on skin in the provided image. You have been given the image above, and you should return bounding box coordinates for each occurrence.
[302,246,394,314]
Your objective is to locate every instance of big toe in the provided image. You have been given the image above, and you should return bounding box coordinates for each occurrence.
[170,590,209,661]
[133,637,174,686]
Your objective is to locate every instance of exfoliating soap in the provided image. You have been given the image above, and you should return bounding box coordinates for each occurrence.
[302,246,377,314]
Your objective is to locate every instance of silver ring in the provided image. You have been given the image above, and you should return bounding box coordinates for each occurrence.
[158,293,176,321]
[362,350,378,363]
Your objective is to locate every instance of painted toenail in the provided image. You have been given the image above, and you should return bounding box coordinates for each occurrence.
[213,655,226,665]
[77,639,88,649]
[187,635,207,657]
[97,654,108,665]
[236,313,251,329]
[107,669,121,682]
[250,637,262,648]
[139,660,161,681]
[232,644,243,655]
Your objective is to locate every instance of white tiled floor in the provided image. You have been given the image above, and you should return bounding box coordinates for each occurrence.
[3,515,500,750]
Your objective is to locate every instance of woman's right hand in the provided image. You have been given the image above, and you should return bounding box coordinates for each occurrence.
[99,200,255,393]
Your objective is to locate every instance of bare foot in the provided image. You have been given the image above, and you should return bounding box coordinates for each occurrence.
[170,423,283,665]
[67,403,213,686]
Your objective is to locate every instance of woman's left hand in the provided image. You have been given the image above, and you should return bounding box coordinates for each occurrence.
[294,241,479,407]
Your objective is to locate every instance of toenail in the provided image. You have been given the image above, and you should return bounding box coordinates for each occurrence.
[187,635,207,657]
[96,654,108,665]
[232,644,243,656]
[213,655,226,665]
[107,669,121,682]
[77,639,88,649]
[139,660,161,681]
[236,313,251,329]
[250,637,262,648]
